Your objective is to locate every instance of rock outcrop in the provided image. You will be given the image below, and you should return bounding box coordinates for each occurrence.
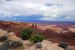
[0,29,64,50]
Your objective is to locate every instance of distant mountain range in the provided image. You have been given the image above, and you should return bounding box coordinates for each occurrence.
[0,20,75,26]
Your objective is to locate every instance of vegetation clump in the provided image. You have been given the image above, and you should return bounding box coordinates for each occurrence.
[20,28,33,40]
[10,41,23,49]
[29,34,44,43]
[0,35,8,42]
[58,42,68,49]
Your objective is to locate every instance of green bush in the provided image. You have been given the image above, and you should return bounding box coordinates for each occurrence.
[58,42,68,49]
[29,34,44,43]
[20,28,33,40]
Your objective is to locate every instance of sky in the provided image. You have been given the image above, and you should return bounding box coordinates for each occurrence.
[0,0,75,21]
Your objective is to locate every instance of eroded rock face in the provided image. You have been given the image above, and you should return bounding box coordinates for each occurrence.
[0,21,29,32]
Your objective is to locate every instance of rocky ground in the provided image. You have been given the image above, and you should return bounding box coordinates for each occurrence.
[0,29,75,50]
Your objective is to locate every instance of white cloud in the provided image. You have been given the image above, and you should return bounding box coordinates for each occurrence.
[0,0,75,21]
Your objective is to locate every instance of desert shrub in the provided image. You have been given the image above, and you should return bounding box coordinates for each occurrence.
[20,28,33,40]
[58,42,68,49]
[0,35,8,42]
[10,41,23,49]
[29,34,44,43]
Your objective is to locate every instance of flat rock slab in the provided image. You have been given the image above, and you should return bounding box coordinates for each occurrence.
[23,40,64,50]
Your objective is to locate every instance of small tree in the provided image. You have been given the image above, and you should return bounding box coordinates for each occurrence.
[29,34,44,43]
[20,28,33,40]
